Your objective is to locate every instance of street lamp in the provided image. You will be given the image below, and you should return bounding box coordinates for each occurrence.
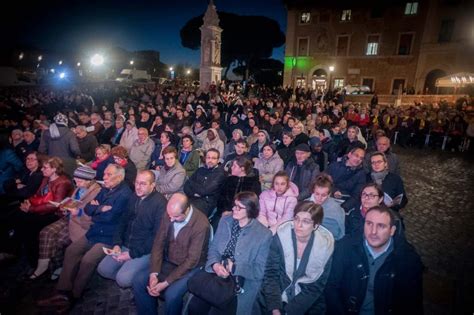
[328,65,335,91]
[186,69,191,75]
[19,52,24,60]
[38,55,43,62]
[91,54,104,66]
[77,62,81,67]
[58,60,63,65]
[130,60,134,65]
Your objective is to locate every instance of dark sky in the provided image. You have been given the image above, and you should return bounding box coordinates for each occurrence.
[3,0,287,66]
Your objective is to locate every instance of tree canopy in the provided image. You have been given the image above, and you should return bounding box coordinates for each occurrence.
[180,12,285,79]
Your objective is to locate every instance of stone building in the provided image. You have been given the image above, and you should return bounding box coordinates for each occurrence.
[283,0,474,94]
[200,0,223,89]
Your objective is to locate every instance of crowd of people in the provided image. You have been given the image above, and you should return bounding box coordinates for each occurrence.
[0,81,471,314]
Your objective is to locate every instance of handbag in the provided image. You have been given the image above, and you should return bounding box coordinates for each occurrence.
[187,269,237,308]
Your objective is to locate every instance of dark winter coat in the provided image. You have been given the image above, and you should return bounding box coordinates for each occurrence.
[285,158,320,201]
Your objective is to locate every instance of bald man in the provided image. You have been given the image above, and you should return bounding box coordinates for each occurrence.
[132,193,210,315]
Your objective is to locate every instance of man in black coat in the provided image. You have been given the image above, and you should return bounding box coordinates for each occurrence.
[183,148,226,217]
[285,143,320,201]
[325,205,423,315]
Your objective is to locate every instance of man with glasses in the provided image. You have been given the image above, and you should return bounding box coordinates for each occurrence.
[132,192,210,315]
[326,205,423,315]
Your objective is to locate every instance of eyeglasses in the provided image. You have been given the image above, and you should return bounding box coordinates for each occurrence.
[371,160,385,165]
[232,204,246,211]
[293,216,314,226]
[361,193,379,199]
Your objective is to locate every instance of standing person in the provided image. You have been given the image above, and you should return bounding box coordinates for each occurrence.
[256,201,334,315]
[97,171,167,288]
[188,192,272,315]
[132,193,210,315]
[326,205,423,315]
[258,171,299,234]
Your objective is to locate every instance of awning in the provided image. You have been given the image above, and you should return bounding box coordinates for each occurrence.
[435,72,474,88]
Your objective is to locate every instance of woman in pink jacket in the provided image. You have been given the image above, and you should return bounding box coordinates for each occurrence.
[258,171,299,234]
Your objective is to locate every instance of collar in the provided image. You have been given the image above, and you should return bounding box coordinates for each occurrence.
[364,237,393,260]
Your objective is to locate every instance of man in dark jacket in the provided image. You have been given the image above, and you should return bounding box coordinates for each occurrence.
[37,164,132,311]
[183,148,226,216]
[76,125,99,162]
[97,170,167,288]
[326,205,423,315]
[285,143,320,201]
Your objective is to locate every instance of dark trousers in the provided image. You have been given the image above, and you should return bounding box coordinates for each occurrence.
[188,294,237,315]
[56,236,105,298]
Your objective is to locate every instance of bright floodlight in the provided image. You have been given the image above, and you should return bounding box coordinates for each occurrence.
[329,66,335,72]
[130,60,134,65]
[186,69,191,75]
[59,72,66,79]
[169,67,173,71]
[58,60,63,65]
[77,62,81,67]
[19,53,24,60]
[91,54,104,66]
[38,55,43,61]
[50,69,55,73]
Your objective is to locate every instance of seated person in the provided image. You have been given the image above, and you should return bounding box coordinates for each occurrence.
[97,170,167,288]
[223,138,250,171]
[183,149,226,216]
[29,166,100,280]
[37,164,132,311]
[285,144,320,201]
[132,193,210,315]
[258,171,298,234]
[90,144,113,181]
[179,135,201,178]
[254,144,284,191]
[345,183,384,236]
[257,201,334,315]
[154,147,186,199]
[110,145,137,189]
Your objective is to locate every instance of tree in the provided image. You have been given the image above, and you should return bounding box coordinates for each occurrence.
[233,58,284,87]
[180,12,285,79]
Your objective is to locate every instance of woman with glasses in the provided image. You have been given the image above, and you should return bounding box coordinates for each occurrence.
[345,183,384,236]
[189,191,272,315]
[256,201,334,315]
[367,151,407,212]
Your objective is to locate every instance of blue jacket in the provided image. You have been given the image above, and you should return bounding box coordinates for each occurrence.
[325,234,423,315]
[0,148,23,194]
[85,181,132,245]
[326,158,366,209]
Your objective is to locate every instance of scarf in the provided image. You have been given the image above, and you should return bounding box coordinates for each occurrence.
[371,169,389,186]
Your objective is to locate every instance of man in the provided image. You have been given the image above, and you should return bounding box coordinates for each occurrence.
[268,114,283,141]
[223,138,250,168]
[318,128,337,163]
[326,205,423,315]
[37,164,132,311]
[132,193,210,315]
[364,136,400,175]
[277,131,295,167]
[97,118,116,145]
[76,125,99,162]
[129,128,155,171]
[183,148,226,216]
[97,170,167,288]
[309,136,328,172]
[306,175,345,240]
[326,147,366,210]
[285,143,320,201]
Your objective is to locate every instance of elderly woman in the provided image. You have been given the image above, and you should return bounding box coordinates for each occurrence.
[110,145,137,189]
[29,165,101,280]
[189,191,272,315]
[249,130,270,159]
[154,146,186,199]
[119,120,139,152]
[254,144,284,190]
[256,201,334,315]
[292,121,309,146]
[90,144,112,180]
[258,171,299,234]
[0,157,73,266]
[367,151,408,212]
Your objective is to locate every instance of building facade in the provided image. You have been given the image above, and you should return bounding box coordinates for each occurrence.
[283,0,474,94]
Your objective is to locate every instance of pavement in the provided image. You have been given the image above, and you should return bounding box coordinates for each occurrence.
[0,146,473,315]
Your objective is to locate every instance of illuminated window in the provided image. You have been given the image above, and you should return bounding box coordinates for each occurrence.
[405,2,418,15]
[366,35,380,55]
[300,12,311,24]
[341,10,351,21]
[334,79,345,88]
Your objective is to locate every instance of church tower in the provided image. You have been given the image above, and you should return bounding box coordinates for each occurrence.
[199,0,223,89]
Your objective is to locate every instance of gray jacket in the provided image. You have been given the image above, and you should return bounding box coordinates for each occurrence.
[129,138,155,171]
[155,162,186,198]
[206,216,272,315]
[39,125,81,158]
[306,195,345,240]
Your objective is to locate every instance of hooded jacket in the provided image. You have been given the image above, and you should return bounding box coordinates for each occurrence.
[258,182,299,228]
[254,152,284,190]
[202,128,224,160]
[38,124,81,158]
[306,195,345,240]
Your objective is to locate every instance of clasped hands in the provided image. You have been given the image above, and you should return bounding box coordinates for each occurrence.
[90,200,112,212]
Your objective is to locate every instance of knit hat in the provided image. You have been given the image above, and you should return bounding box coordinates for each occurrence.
[294,143,311,152]
[73,166,96,180]
[309,137,321,147]
[54,113,68,126]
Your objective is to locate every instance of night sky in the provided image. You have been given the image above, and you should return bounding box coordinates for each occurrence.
[3,0,287,66]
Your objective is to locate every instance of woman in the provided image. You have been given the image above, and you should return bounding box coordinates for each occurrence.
[367,151,408,212]
[119,120,139,152]
[150,131,173,169]
[336,125,366,158]
[90,144,112,180]
[246,125,260,147]
[254,144,284,190]
[179,135,201,177]
[258,171,299,234]
[277,131,295,167]
[3,151,43,202]
[292,121,310,146]
[189,192,272,315]
[249,130,270,159]
[154,147,186,199]
[0,157,73,266]
[217,157,261,221]
[345,183,384,236]
[110,145,137,189]
[257,201,334,315]
[29,165,101,280]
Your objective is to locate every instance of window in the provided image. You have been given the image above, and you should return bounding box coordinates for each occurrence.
[341,10,351,21]
[334,79,345,89]
[366,35,380,55]
[300,12,311,24]
[398,33,413,55]
[438,19,454,42]
[297,38,309,56]
[362,78,374,91]
[392,79,405,94]
[405,2,418,15]
[336,35,350,56]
